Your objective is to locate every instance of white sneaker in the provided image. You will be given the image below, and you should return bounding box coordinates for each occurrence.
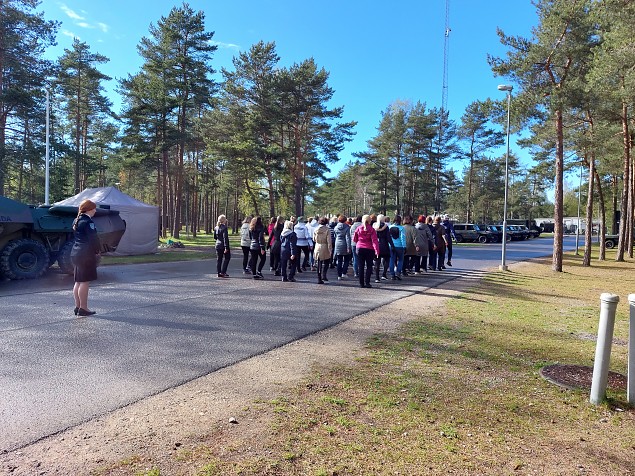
[337,276,342,281]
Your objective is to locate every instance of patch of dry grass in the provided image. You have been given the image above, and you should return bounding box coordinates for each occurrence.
[109,251,635,475]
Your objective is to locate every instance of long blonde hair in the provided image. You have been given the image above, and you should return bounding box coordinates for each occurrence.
[216,214,227,227]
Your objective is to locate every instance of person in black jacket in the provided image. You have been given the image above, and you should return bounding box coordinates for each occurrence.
[279,220,298,282]
[71,199,101,316]
[214,214,231,278]
[267,216,284,276]
[249,216,267,279]
[373,214,394,282]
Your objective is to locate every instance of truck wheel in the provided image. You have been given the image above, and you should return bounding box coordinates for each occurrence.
[605,239,615,249]
[478,235,488,244]
[455,234,464,243]
[0,239,50,280]
[57,240,75,275]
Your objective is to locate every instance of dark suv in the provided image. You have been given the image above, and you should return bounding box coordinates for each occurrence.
[488,225,518,242]
[485,225,505,242]
[453,223,492,243]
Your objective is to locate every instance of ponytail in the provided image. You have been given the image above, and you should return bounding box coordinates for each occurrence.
[78,199,96,217]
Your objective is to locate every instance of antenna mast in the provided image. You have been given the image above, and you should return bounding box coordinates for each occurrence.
[441,0,450,123]
[435,0,450,213]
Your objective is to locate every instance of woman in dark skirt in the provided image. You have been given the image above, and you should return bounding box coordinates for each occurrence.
[71,199,101,316]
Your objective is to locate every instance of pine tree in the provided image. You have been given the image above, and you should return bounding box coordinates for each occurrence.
[0,0,58,196]
[56,38,112,194]
[490,0,598,271]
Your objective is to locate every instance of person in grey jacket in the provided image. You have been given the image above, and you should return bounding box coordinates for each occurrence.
[415,215,432,273]
[333,215,351,280]
[403,215,419,276]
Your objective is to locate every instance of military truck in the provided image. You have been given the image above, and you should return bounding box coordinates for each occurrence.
[506,219,541,238]
[0,196,126,280]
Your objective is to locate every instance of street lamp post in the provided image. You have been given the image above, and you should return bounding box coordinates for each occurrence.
[498,84,513,271]
[44,88,50,205]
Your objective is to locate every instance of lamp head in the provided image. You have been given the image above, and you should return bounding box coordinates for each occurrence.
[497,84,513,92]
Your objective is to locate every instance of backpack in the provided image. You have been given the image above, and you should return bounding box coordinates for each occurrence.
[390,226,400,240]
[241,225,250,242]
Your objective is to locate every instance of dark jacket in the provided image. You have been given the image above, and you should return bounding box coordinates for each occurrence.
[374,222,394,257]
[442,219,456,241]
[249,224,266,252]
[71,213,100,259]
[427,223,436,250]
[214,223,230,250]
[404,223,419,256]
[267,223,284,251]
[434,223,448,253]
[329,221,337,248]
[280,229,298,259]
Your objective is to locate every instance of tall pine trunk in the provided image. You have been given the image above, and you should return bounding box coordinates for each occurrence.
[616,101,630,262]
[552,108,564,272]
[583,154,595,266]
[594,168,607,261]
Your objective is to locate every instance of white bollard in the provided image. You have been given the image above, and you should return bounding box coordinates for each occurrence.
[590,293,619,405]
[628,294,635,405]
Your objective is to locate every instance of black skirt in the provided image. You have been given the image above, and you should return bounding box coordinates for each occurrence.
[71,252,98,282]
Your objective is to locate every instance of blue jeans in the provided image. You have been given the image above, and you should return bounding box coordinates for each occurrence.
[336,254,351,277]
[352,246,358,275]
[389,247,405,276]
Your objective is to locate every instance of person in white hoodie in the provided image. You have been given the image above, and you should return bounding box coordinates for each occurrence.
[306,217,319,270]
[294,216,314,273]
[239,216,252,273]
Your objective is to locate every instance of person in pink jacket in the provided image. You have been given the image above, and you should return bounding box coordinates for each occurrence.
[353,214,380,288]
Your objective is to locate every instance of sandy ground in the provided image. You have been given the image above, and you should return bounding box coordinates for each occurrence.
[0,276,472,476]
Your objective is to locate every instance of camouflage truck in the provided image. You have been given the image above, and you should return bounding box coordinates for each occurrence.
[0,196,126,280]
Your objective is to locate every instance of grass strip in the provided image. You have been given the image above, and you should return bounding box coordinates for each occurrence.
[172,251,634,475]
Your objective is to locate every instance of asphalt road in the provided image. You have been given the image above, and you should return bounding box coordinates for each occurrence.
[0,235,576,453]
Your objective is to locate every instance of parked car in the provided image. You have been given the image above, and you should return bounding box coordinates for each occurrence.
[452,223,492,243]
[507,219,542,237]
[485,225,505,242]
[523,226,541,239]
[507,225,528,240]
[488,225,512,242]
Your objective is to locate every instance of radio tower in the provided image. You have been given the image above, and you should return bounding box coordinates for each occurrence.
[441,0,450,129]
[435,0,450,213]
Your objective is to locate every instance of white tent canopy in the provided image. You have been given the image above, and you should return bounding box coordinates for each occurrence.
[55,187,159,256]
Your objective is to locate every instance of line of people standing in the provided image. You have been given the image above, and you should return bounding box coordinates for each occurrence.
[217,212,457,288]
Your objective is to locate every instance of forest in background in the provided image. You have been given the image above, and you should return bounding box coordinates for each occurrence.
[1,0,634,270]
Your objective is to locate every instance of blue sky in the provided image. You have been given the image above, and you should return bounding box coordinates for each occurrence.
[37,0,538,177]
